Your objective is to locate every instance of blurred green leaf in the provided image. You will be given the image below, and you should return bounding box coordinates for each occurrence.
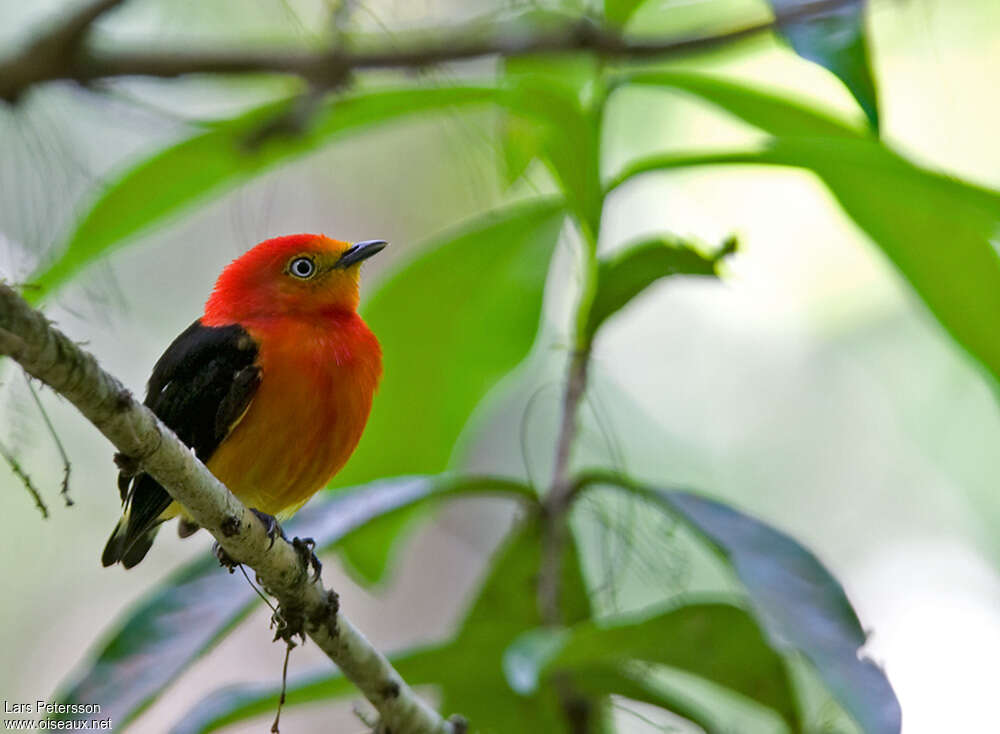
[569,666,722,734]
[29,85,499,302]
[169,644,451,734]
[504,602,799,731]
[768,0,879,130]
[619,70,865,138]
[599,477,901,734]
[609,139,1000,388]
[499,110,548,185]
[439,515,593,733]
[55,476,531,728]
[336,502,430,584]
[500,59,603,234]
[499,55,598,186]
[503,627,571,695]
[334,200,566,582]
[585,235,736,341]
[604,0,646,26]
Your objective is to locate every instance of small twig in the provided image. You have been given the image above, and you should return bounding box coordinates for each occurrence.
[0,437,48,518]
[239,564,278,613]
[271,639,296,733]
[24,374,73,506]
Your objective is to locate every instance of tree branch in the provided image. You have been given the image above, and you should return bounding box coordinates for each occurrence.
[1,0,863,101]
[1,0,128,102]
[538,347,590,625]
[0,283,458,734]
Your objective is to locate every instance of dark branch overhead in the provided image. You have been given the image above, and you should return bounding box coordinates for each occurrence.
[1,0,128,102]
[2,0,861,101]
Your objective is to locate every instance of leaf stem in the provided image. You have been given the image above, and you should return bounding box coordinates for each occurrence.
[538,346,591,625]
[538,199,601,623]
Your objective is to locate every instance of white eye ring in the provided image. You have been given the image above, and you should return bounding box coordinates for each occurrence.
[289,256,315,279]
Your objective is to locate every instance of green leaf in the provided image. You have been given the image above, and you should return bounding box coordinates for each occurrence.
[335,501,430,584]
[500,59,603,234]
[767,0,879,130]
[499,54,598,186]
[333,200,566,582]
[604,0,646,26]
[664,491,900,734]
[503,627,571,695]
[585,235,736,341]
[29,85,499,302]
[504,602,798,731]
[608,139,1000,388]
[619,70,865,138]
[499,110,548,185]
[169,644,451,734]
[439,515,593,733]
[601,477,901,734]
[606,76,1000,385]
[569,666,722,734]
[54,476,531,728]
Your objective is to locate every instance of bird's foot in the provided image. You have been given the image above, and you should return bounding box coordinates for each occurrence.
[213,541,240,573]
[292,536,322,582]
[249,508,286,549]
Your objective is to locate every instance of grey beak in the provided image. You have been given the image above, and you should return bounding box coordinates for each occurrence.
[336,240,388,268]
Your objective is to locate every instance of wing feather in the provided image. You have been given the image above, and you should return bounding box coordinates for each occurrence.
[102,320,260,567]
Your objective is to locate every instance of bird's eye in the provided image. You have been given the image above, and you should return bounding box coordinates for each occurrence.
[289,256,316,279]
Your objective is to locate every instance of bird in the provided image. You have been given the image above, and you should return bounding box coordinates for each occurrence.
[102,234,386,569]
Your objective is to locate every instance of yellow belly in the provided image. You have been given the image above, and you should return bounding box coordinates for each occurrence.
[205,368,373,518]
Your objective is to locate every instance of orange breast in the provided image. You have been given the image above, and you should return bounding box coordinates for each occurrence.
[206,312,381,519]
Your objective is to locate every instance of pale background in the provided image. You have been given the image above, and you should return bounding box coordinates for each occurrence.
[1,0,999,731]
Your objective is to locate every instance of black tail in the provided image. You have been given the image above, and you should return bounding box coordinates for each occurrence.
[102,474,172,568]
[102,519,161,568]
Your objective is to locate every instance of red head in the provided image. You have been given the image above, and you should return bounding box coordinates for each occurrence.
[203,234,386,326]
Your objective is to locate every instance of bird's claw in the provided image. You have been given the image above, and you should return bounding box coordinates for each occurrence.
[213,541,240,573]
[219,510,317,581]
[292,536,322,582]
[250,508,285,549]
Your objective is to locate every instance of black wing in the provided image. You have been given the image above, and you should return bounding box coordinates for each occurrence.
[103,320,261,567]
